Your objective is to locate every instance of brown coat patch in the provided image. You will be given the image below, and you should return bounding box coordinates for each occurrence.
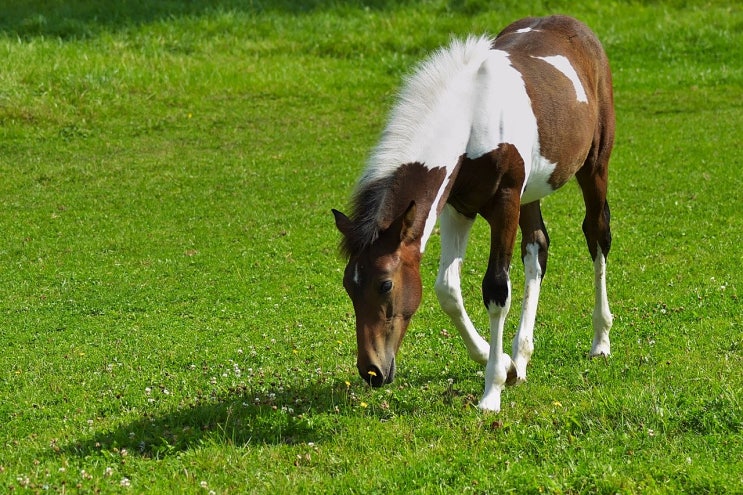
[341,162,447,257]
[448,143,526,218]
[493,15,614,190]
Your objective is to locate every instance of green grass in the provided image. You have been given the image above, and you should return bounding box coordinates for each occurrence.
[1,0,741,493]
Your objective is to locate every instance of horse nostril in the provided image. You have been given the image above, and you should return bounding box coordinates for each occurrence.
[361,365,385,387]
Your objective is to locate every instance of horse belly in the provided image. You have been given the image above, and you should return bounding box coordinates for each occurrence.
[521,154,558,204]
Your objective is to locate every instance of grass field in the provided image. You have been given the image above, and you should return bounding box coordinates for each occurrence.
[1,0,741,493]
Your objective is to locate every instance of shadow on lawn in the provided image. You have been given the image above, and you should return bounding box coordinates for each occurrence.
[1,0,425,39]
[62,376,407,458]
[64,382,342,458]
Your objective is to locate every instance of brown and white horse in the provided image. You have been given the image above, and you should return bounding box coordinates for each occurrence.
[332,15,615,412]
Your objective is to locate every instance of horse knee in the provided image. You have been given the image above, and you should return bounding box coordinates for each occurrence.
[522,241,548,279]
[482,270,510,309]
[583,201,612,261]
[522,229,550,276]
[435,278,460,314]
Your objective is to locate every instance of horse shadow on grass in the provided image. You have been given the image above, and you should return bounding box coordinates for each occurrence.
[63,381,344,458]
[62,374,428,459]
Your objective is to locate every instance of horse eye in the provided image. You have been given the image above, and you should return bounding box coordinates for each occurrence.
[379,280,393,294]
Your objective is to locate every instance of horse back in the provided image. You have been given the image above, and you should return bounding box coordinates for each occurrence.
[494,15,615,189]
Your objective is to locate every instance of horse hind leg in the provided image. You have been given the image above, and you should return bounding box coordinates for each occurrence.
[509,201,550,385]
[576,154,613,358]
[434,204,489,365]
[590,233,612,357]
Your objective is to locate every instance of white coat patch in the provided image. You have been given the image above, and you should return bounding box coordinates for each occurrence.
[532,55,588,103]
[521,154,557,205]
[466,49,536,164]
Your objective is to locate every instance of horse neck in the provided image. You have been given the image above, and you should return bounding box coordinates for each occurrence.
[380,161,454,253]
[361,40,489,252]
[374,114,473,251]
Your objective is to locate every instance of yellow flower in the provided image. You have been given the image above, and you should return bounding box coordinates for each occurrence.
[360,402,368,408]
[367,370,377,377]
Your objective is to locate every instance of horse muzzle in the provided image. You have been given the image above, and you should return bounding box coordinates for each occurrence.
[358,356,396,387]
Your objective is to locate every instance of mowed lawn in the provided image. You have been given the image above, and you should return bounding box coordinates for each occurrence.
[0,0,740,493]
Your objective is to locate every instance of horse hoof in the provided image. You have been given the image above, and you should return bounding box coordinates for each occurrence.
[477,395,501,413]
[501,354,522,386]
[589,342,611,358]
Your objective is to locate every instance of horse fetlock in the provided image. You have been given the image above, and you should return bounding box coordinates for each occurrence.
[484,352,512,381]
[590,310,612,357]
[505,337,531,384]
[593,308,613,331]
[479,355,514,411]
[508,357,528,386]
[589,335,611,357]
[512,337,534,362]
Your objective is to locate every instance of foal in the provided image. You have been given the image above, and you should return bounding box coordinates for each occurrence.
[333,15,615,412]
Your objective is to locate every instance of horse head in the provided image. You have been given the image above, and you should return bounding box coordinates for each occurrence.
[332,202,423,387]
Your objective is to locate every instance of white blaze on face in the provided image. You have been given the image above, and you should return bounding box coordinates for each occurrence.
[531,55,588,103]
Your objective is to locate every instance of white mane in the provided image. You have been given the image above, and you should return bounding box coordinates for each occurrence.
[357,35,494,187]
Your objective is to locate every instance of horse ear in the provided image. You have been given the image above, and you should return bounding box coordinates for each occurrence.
[399,201,417,244]
[332,209,353,237]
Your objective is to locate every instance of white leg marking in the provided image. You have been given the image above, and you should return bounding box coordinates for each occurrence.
[590,247,612,357]
[478,282,515,412]
[511,242,542,384]
[435,205,490,364]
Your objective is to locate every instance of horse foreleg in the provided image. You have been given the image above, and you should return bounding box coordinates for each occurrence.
[478,187,521,412]
[435,204,489,365]
[479,275,516,412]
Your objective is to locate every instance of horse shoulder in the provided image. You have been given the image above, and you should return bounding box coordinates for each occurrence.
[465,50,538,167]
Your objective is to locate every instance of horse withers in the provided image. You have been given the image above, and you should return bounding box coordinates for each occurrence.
[332,15,615,412]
